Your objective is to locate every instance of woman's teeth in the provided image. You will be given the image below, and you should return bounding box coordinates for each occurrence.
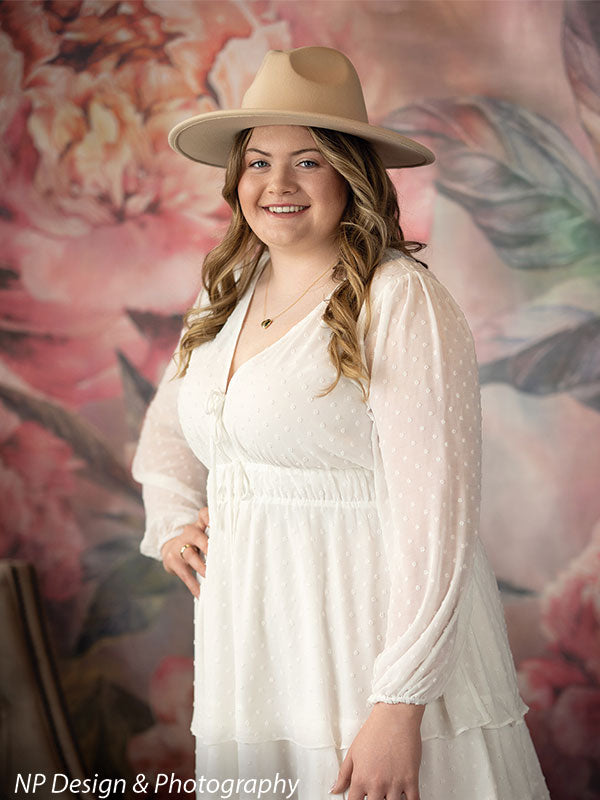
[265,205,308,214]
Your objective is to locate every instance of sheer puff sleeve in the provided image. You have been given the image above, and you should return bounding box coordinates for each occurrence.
[363,260,482,708]
[131,291,209,561]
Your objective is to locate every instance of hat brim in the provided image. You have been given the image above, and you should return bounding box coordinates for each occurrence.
[168,109,435,169]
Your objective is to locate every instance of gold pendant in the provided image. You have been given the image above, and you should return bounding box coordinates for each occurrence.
[261,318,273,328]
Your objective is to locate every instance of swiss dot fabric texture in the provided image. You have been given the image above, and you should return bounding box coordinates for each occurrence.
[132,249,550,799]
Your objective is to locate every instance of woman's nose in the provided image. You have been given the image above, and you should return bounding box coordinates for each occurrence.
[267,164,297,195]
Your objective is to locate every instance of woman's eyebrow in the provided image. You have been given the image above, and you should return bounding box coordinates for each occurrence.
[245,148,321,156]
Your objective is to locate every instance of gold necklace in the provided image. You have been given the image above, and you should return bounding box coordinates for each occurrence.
[260,261,334,329]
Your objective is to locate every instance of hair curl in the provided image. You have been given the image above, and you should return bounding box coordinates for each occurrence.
[174,126,428,402]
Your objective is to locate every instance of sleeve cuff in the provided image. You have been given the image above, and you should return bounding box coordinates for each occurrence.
[367,692,427,708]
[139,515,196,561]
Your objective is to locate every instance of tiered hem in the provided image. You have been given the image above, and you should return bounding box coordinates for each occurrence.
[194,718,549,799]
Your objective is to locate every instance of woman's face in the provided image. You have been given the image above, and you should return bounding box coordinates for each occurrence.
[237,125,349,259]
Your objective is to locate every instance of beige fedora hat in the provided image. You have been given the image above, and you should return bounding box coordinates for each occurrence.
[168,46,435,169]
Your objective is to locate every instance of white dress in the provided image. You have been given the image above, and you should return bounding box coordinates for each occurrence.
[132,249,550,800]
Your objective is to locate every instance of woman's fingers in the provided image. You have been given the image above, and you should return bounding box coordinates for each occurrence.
[387,786,413,800]
[168,542,203,596]
[329,750,353,795]
[159,507,212,598]
[180,542,206,574]
[161,528,204,567]
[175,559,202,598]
[181,520,209,559]
[159,538,202,597]
[344,782,416,800]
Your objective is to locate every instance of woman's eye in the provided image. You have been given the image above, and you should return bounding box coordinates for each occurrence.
[248,160,268,169]
[298,159,318,168]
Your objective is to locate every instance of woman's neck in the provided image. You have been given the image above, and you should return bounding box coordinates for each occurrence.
[265,243,340,294]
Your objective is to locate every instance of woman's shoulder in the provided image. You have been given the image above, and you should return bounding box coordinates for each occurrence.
[369,248,476,345]
[370,247,437,294]
[368,248,469,323]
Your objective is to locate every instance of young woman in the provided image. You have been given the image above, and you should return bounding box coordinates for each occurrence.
[132,46,550,800]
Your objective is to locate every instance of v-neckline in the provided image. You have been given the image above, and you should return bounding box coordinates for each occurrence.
[223,263,334,396]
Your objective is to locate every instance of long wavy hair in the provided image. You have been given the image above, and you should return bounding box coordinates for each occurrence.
[174,126,428,402]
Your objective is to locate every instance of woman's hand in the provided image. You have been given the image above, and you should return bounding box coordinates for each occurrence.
[329,701,424,800]
[160,507,210,598]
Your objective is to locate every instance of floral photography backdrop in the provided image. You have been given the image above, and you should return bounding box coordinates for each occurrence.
[1,1,599,798]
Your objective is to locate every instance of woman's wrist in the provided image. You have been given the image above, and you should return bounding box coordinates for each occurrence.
[372,700,426,725]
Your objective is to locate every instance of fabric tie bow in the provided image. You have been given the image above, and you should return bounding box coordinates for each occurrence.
[204,387,251,505]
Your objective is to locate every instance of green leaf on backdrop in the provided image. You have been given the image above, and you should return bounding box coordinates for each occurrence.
[126,308,183,346]
[479,315,600,411]
[75,554,177,654]
[0,382,142,501]
[117,350,156,440]
[386,96,600,273]
[387,96,600,411]
[497,578,536,598]
[68,674,153,782]
[564,0,600,162]
[81,536,140,582]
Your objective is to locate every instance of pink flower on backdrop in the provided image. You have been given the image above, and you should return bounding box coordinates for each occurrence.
[0,37,222,404]
[518,522,600,798]
[2,61,224,313]
[127,656,194,797]
[550,686,600,761]
[523,707,592,800]
[0,8,296,405]
[541,520,600,682]
[519,657,588,713]
[0,412,84,601]
[0,1,59,82]
[0,0,250,82]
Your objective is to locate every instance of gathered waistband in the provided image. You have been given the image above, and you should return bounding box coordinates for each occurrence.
[211,460,376,506]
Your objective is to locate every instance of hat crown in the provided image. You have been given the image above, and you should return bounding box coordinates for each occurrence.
[241,47,369,123]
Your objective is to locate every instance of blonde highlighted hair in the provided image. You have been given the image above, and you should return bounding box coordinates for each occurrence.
[174,126,428,401]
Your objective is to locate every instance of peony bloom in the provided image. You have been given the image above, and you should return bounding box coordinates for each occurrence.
[127,656,195,795]
[0,414,84,601]
[519,522,600,798]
